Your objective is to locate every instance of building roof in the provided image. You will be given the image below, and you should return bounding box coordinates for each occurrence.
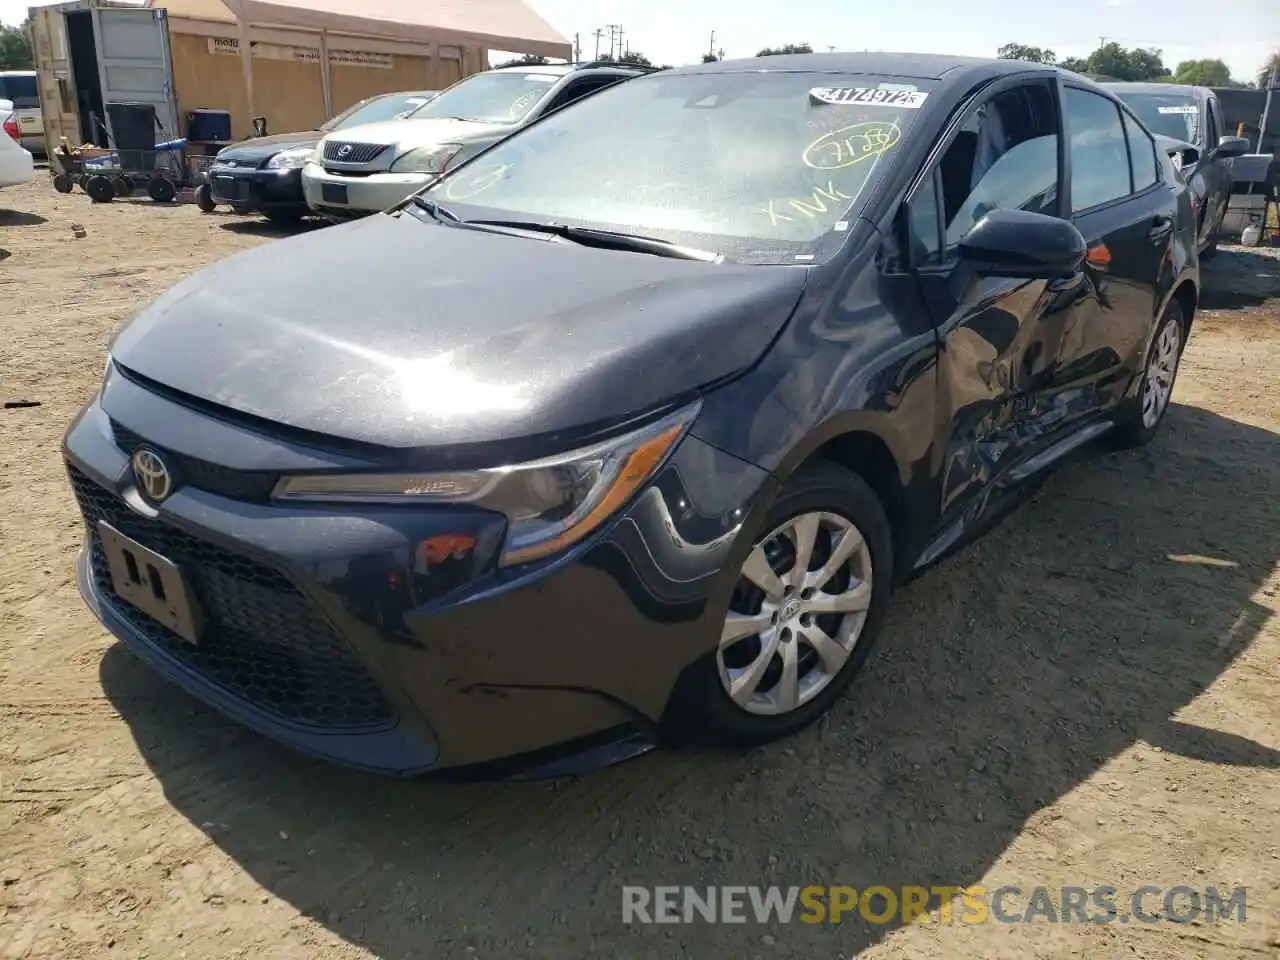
[153,0,571,59]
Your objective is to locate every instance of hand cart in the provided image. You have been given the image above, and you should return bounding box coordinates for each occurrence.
[50,137,190,203]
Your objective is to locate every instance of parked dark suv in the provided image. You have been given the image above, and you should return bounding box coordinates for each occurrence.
[1106,82,1250,255]
[66,53,1200,777]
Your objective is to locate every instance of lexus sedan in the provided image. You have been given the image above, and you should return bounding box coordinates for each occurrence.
[66,53,1198,778]
[302,61,648,219]
[204,89,439,222]
[1105,82,1249,256]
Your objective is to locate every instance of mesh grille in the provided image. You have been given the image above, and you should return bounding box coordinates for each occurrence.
[322,141,389,164]
[70,466,396,731]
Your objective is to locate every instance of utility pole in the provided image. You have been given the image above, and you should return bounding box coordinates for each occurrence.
[573,32,580,63]
[605,24,622,58]
[592,28,603,60]
[709,30,716,58]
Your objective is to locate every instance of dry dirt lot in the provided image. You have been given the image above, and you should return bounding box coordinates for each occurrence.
[2,179,1279,960]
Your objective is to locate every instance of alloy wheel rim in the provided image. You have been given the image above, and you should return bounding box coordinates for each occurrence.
[1141,319,1182,429]
[718,511,874,716]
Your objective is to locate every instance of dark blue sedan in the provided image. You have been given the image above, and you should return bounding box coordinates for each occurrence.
[66,53,1199,777]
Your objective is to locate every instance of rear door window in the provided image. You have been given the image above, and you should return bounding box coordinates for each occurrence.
[1064,87,1133,212]
[1120,108,1158,192]
[0,75,39,109]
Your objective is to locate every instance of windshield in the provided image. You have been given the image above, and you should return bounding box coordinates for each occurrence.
[406,70,564,124]
[1114,93,1201,145]
[423,71,934,264]
[323,91,438,131]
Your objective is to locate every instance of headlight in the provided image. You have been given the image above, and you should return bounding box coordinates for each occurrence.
[267,147,315,170]
[272,402,700,567]
[390,143,463,175]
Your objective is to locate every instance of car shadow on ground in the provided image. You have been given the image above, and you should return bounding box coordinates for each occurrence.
[0,209,47,226]
[1199,246,1280,309]
[217,216,328,239]
[99,404,1278,958]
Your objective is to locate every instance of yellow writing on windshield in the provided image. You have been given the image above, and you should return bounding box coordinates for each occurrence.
[757,181,853,225]
[802,121,901,171]
[443,163,510,201]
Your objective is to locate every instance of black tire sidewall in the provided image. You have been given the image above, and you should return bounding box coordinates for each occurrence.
[1115,300,1185,447]
[702,460,895,745]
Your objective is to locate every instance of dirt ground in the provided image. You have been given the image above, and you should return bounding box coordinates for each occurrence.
[1,178,1278,960]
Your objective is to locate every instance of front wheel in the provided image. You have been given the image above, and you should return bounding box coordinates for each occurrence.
[1113,300,1185,448]
[702,460,894,745]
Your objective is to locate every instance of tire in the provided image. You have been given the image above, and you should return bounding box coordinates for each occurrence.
[701,459,895,746]
[85,175,116,203]
[1113,299,1186,448]
[194,183,217,213]
[113,175,134,197]
[51,173,74,194]
[146,175,177,203]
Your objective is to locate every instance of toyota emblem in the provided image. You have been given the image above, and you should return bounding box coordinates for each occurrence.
[132,448,174,503]
[337,144,353,158]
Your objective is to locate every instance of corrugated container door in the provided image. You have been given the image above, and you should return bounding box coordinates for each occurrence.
[92,5,181,143]
[30,6,79,149]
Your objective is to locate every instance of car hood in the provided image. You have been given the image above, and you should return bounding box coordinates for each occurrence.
[321,116,510,151]
[109,214,808,450]
[219,131,321,164]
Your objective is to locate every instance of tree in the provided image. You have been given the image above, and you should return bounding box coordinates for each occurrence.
[1258,50,1280,90]
[996,43,1056,65]
[616,50,653,67]
[701,52,720,63]
[1060,56,1089,74]
[1078,42,1171,82]
[1172,59,1233,87]
[756,43,812,57]
[491,54,548,69]
[0,18,33,70]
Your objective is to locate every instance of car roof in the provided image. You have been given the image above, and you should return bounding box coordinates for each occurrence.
[667,51,1055,84]
[1102,81,1207,98]
[487,61,649,78]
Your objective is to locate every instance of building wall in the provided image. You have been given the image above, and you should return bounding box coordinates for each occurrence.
[167,19,484,140]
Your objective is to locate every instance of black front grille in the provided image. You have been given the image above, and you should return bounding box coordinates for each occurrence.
[322,141,389,164]
[111,421,278,502]
[69,467,396,731]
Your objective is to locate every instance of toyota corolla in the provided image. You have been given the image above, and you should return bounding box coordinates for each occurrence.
[65,53,1198,777]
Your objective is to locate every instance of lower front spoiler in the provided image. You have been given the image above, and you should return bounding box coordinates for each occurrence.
[77,544,656,780]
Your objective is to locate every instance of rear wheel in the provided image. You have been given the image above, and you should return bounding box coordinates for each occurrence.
[146,175,177,203]
[51,173,74,194]
[1114,300,1185,448]
[703,461,894,745]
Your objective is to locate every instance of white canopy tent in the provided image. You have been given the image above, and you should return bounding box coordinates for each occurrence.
[217,0,571,122]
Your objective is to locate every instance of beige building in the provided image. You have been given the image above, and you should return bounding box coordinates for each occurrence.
[30,0,570,147]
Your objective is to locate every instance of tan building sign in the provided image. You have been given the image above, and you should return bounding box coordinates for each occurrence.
[207,36,393,69]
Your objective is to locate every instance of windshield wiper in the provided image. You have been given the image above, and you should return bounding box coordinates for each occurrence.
[409,195,461,222]
[462,219,723,262]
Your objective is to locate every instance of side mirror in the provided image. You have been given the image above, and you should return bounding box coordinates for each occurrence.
[957,208,1086,281]
[1210,135,1250,161]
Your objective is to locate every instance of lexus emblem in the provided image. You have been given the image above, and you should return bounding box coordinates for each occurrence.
[132,448,173,503]
[337,144,353,158]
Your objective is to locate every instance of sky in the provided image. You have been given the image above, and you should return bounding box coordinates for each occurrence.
[2,0,1276,84]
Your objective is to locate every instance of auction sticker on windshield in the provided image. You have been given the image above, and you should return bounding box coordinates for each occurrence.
[1157,105,1198,114]
[810,87,928,108]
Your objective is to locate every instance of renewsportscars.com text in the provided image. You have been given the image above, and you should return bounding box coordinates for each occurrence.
[622,884,1248,925]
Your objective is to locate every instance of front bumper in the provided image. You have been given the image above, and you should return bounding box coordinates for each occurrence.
[208,166,307,215]
[64,371,770,776]
[301,163,429,217]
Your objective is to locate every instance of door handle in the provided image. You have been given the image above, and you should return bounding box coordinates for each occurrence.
[1148,215,1174,241]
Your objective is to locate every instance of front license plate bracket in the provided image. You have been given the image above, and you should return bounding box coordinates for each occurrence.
[97,520,205,645]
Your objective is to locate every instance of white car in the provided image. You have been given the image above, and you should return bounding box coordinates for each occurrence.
[0,72,42,155]
[0,99,36,189]
[302,62,647,218]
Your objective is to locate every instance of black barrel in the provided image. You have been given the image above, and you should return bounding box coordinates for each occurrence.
[106,102,159,172]
[187,108,232,143]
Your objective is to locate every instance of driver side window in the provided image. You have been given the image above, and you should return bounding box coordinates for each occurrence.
[909,82,1061,266]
